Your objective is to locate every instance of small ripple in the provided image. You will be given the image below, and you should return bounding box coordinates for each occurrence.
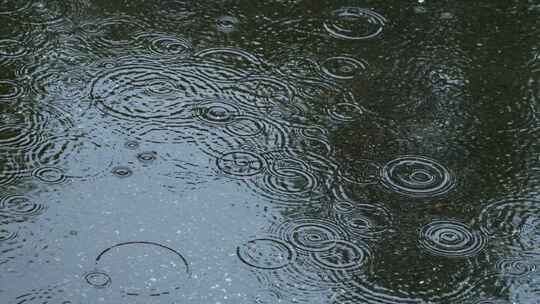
[272,218,349,252]
[0,227,17,241]
[327,102,366,122]
[332,202,394,239]
[321,56,368,80]
[311,240,370,270]
[0,39,27,58]
[136,32,193,57]
[247,150,330,204]
[323,7,386,40]
[495,258,537,277]
[93,241,190,297]
[226,76,297,111]
[237,238,296,270]
[478,198,540,252]
[80,16,146,48]
[0,104,44,151]
[91,63,196,121]
[18,0,78,25]
[29,65,92,99]
[273,54,322,79]
[32,166,68,184]
[216,150,266,177]
[216,15,239,33]
[338,159,381,185]
[418,220,487,258]
[84,270,112,289]
[12,283,72,304]
[0,80,24,100]
[0,195,46,218]
[381,155,455,197]
[0,0,32,15]
[193,47,264,74]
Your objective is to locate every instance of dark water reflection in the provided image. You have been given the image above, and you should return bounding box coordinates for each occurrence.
[0,0,539,303]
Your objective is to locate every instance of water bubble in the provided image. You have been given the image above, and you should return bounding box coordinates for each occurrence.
[381,155,455,197]
[124,140,140,150]
[111,166,133,178]
[84,271,112,289]
[321,56,367,80]
[32,166,67,184]
[216,151,266,177]
[94,241,190,296]
[136,151,157,163]
[194,99,240,125]
[323,7,386,40]
[274,218,349,252]
[0,195,46,218]
[418,220,487,258]
[237,238,296,270]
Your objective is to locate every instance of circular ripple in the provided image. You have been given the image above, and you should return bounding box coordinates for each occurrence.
[323,7,386,40]
[0,80,23,100]
[321,56,367,80]
[275,219,349,252]
[194,99,239,125]
[216,151,266,177]
[381,155,455,197]
[418,220,486,258]
[495,258,537,277]
[0,39,27,58]
[237,238,296,270]
[311,240,370,270]
[32,167,67,184]
[111,166,133,178]
[94,241,190,296]
[85,271,112,289]
[0,195,46,218]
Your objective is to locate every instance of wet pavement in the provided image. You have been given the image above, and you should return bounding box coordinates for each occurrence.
[0,0,539,303]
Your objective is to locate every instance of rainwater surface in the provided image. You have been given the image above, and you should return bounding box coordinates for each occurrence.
[0,1,540,303]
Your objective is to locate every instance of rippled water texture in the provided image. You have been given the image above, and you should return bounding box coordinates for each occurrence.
[0,1,539,303]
